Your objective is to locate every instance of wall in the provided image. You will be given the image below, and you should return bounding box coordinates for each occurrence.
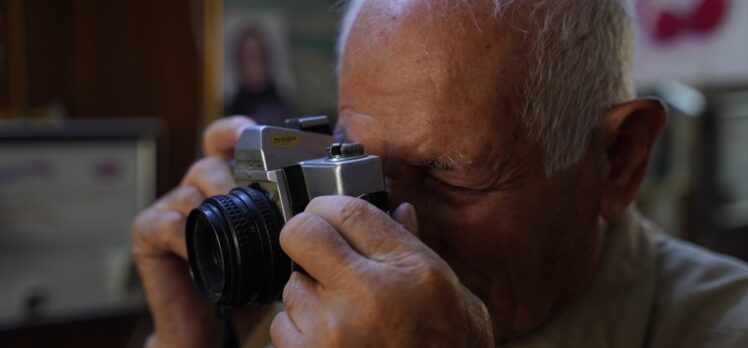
[0,0,202,192]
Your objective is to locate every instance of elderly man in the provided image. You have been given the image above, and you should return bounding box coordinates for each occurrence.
[131,0,748,346]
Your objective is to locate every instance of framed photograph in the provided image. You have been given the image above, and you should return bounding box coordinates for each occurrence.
[223,9,295,126]
[220,0,340,125]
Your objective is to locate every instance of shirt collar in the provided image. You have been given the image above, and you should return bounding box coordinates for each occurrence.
[507,207,657,347]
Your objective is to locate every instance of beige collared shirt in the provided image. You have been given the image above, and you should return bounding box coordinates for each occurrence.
[509,208,748,347]
[244,208,748,347]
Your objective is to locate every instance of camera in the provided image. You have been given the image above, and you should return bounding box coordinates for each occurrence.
[185,116,388,307]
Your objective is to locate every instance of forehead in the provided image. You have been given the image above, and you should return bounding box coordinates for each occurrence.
[338,0,525,167]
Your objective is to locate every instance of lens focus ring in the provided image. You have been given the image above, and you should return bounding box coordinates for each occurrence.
[185,185,288,307]
[233,187,288,303]
[216,194,256,305]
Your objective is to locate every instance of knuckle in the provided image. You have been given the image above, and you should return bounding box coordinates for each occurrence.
[281,272,309,310]
[418,260,452,289]
[269,312,286,341]
[130,208,184,256]
[281,273,296,306]
[305,196,325,212]
[203,119,222,139]
[203,116,255,147]
[130,209,151,236]
[281,213,330,252]
[187,157,221,177]
[175,186,205,208]
[204,117,233,140]
[130,210,156,257]
[178,185,203,201]
[161,210,185,229]
[225,114,254,126]
[282,212,310,234]
[335,197,370,227]
[183,157,233,194]
[279,213,310,249]
[131,209,160,240]
[183,162,203,181]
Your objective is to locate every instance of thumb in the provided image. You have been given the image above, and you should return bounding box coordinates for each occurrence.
[203,115,257,159]
[392,202,419,238]
[460,284,495,346]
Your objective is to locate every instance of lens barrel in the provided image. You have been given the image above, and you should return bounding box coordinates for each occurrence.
[185,186,290,307]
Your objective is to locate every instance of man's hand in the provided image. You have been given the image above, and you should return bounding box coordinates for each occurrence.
[271,196,495,347]
[131,116,267,348]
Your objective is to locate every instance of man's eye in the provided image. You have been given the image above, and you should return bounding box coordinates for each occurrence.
[425,175,476,193]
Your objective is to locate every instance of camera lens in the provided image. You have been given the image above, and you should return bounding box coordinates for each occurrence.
[193,214,225,294]
[185,186,290,307]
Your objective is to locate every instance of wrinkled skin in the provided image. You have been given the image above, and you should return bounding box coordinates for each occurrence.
[132,0,665,346]
[335,1,602,335]
[273,0,664,344]
[132,116,279,348]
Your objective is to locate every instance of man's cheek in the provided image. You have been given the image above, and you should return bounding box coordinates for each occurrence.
[388,178,477,239]
[423,194,522,265]
[412,197,467,247]
[386,177,427,210]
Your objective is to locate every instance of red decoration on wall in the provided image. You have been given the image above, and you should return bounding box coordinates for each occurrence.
[644,0,730,43]
[690,0,727,33]
[655,11,682,41]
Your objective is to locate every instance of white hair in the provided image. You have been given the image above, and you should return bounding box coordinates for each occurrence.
[336,0,636,175]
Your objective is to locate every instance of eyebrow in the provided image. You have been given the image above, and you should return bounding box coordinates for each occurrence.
[425,152,472,172]
[334,125,473,172]
[426,157,456,171]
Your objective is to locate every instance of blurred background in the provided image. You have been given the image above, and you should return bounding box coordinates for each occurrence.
[0,0,746,347]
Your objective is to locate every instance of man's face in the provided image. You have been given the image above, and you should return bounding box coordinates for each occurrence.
[337,1,606,335]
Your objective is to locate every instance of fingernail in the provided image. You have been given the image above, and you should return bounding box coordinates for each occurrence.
[404,202,418,234]
[406,203,417,226]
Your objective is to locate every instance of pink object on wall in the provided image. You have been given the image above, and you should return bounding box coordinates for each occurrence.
[644,0,730,43]
[633,0,748,86]
[690,0,727,33]
[655,10,683,41]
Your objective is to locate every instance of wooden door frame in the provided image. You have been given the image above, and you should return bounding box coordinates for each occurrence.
[200,0,223,130]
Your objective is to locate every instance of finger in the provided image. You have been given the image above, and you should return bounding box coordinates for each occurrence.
[203,115,257,159]
[181,157,236,196]
[135,254,222,346]
[305,196,420,260]
[270,311,303,348]
[392,202,419,238]
[280,213,363,286]
[281,271,319,316]
[131,208,188,259]
[154,186,206,216]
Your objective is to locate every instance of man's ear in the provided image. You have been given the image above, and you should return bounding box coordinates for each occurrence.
[598,97,667,223]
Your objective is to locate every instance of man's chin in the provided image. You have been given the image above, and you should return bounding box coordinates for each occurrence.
[487,304,552,342]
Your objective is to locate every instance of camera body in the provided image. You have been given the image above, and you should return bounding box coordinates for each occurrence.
[233,116,388,222]
[185,116,388,307]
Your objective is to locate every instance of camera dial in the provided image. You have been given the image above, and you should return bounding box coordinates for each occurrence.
[326,143,365,160]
